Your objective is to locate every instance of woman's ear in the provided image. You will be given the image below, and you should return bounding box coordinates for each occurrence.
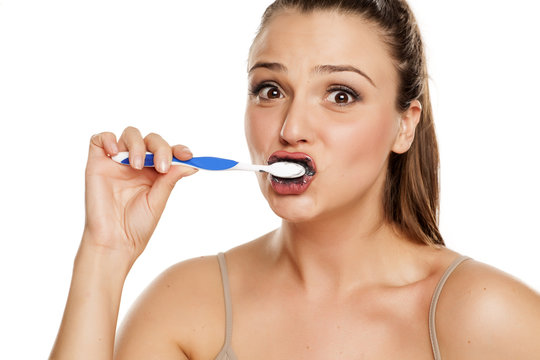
[391,99,422,154]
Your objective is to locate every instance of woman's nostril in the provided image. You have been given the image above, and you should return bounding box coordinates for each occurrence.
[279,115,311,145]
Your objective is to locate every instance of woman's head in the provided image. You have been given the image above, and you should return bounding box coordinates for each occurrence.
[245,0,443,247]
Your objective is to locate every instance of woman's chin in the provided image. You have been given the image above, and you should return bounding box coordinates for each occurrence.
[258,176,322,222]
[266,195,318,223]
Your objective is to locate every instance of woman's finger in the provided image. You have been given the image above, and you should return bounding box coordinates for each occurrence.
[145,141,197,215]
[89,132,118,159]
[118,127,146,170]
[172,144,193,161]
[144,133,172,174]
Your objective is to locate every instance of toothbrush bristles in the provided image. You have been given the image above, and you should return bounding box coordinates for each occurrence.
[269,161,306,178]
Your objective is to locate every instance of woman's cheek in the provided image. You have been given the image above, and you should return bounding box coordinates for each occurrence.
[327,111,397,183]
[245,106,278,163]
[358,106,397,154]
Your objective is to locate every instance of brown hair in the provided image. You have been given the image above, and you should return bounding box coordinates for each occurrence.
[256,0,444,246]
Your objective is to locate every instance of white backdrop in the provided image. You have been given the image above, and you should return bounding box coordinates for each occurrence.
[1,0,539,358]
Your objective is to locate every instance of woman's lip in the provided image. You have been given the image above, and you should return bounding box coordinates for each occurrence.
[266,151,316,195]
[267,151,317,175]
[269,173,314,195]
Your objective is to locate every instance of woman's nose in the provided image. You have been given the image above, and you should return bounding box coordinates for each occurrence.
[279,97,313,146]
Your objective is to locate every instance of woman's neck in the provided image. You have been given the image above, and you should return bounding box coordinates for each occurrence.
[269,207,432,297]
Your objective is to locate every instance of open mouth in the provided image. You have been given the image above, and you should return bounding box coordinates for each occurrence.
[267,151,316,195]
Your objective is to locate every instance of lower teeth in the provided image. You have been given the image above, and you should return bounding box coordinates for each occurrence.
[272,175,308,185]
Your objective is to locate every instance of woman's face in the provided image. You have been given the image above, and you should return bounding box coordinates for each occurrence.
[245,10,411,223]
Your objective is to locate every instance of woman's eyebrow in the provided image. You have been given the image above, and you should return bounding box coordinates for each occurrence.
[314,64,376,88]
[248,62,288,74]
[248,62,376,88]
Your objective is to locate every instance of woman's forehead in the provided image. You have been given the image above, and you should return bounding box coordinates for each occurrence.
[249,9,396,85]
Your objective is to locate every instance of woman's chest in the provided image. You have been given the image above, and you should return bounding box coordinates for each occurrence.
[230,285,436,360]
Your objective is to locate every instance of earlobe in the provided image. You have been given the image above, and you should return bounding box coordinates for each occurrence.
[391,100,422,154]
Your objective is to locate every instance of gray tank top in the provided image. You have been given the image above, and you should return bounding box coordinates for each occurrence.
[214,252,470,360]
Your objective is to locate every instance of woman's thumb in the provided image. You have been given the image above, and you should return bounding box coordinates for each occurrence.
[147,166,198,216]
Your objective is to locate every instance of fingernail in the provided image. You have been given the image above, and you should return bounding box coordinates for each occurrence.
[111,142,119,154]
[158,159,169,173]
[133,156,143,169]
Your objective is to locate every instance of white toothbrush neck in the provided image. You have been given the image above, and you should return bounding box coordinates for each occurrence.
[231,162,266,173]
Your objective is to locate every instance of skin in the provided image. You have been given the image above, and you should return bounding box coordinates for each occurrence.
[50,10,540,360]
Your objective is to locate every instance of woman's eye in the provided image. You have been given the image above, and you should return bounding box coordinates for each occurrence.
[326,87,360,105]
[249,82,284,101]
[258,86,283,100]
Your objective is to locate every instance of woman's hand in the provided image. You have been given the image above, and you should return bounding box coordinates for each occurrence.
[82,126,197,267]
[50,126,196,359]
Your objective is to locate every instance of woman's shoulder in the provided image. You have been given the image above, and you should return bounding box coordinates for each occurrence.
[115,254,227,359]
[435,257,540,359]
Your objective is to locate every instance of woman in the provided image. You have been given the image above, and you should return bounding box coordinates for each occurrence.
[50,0,540,359]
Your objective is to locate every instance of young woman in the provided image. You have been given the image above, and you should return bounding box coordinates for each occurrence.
[50,0,540,359]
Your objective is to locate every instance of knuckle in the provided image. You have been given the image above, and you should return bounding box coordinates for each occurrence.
[145,133,171,152]
[90,133,104,147]
[123,126,140,137]
[144,132,162,143]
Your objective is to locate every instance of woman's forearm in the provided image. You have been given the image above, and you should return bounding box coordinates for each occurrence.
[50,240,132,360]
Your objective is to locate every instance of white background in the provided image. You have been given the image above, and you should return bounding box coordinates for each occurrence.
[1,0,539,358]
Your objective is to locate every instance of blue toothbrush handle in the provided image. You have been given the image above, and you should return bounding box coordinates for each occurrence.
[171,155,239,170]
[111,152,239,171]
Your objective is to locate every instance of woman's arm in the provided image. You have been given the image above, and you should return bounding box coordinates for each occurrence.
[49,243,131,359]
[436,259,540,359]
[50,128,197,359]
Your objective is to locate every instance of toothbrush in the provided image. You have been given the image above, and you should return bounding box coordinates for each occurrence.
[111,152,306,179]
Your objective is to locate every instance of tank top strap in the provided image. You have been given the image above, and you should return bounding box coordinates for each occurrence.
[215,252,238,360]
[429,255,471,360]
